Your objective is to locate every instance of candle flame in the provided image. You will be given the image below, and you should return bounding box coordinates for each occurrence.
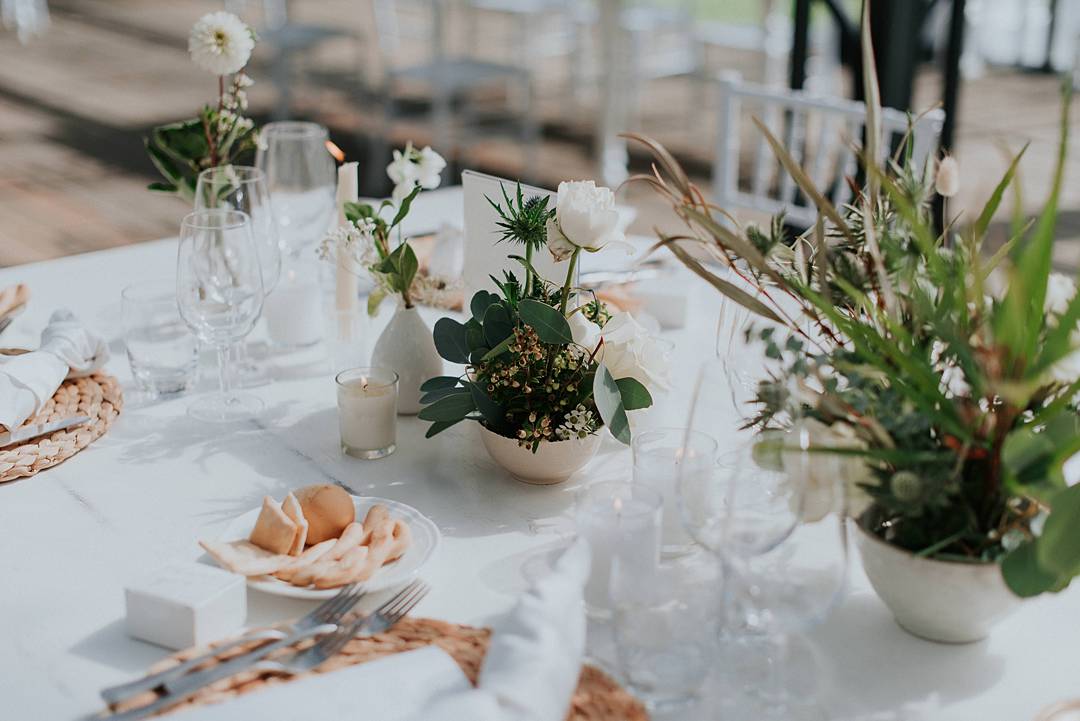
[326,140,346,163]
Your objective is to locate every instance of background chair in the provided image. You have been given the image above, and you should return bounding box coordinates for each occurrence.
[713,73,945,230]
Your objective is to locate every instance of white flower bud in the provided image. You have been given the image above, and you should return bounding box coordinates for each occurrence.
[935,155,960,198]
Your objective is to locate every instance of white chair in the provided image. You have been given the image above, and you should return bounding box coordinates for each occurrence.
[713,74,945,229]
[370,0,539,183]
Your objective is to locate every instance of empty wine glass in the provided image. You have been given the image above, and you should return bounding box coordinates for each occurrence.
[176,209,265,422]
[255,121,336,255]
[196,165,281,385]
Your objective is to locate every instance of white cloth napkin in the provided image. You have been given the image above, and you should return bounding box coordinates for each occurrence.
[171,541,590,721]
[0,310,108,430]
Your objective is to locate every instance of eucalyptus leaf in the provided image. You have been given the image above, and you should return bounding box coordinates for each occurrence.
[482,336,514,361]
[469,383,506,428]
[433,318,471,363]
[470,290,498,322]
[483,303,514,347]
[425,417,466,438]
[421,376,463,392]
[518,299,573,345]
[593,364,631,445]
[1001,541,1066,597]
[615,377,653,411]
[417,392,477,422]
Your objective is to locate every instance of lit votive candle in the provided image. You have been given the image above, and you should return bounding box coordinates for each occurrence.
[335,367,399,459]
[575,481,662,618]
[632,428,718,556]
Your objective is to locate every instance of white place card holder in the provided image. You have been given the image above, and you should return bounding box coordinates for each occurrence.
[461,170,569,303]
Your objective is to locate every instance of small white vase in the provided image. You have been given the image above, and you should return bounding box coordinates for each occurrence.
[371,306,442,415]
[478,425,601,485]
[854,521,1024,643]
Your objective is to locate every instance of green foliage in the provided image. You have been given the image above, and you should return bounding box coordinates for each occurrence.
[627,45,1080,597]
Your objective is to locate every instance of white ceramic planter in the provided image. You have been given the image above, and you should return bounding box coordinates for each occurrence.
[371,306,443,415]
[478,425,601,485]
[854,521,1023,643]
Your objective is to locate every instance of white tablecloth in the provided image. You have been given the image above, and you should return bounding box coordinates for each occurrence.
[0,188,1077,720]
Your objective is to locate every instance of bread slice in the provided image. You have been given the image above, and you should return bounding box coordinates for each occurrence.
[200,539,291,576]
[249,496,299,555]
[281,493,308,556]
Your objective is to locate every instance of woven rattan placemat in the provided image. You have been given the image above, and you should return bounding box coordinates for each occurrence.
[107,617,647,720]
[0,371,123,484]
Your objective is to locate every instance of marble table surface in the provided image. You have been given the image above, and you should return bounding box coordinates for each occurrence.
[0,187,1077,721]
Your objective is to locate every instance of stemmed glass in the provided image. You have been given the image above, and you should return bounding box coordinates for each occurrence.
[195,166,281,385]
[176,209,265,422]
[255,121,336,255]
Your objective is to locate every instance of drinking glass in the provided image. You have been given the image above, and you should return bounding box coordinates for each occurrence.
[196,165,282,384]
[632,427,718,556]
[255,121,336,255]
[121,280,198,397]
[575,481,662,619]
[611,553,721,713]
[176,209,265,422]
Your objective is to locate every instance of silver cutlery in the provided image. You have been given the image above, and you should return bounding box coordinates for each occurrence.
[0,415,91,448]
[106,580,428,720]
[101,583,365,707]
[253,579,429,677]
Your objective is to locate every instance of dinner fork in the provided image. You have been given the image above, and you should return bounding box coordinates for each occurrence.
[101,584,366,706]
[253,579,430,677]
[106,581,428,720]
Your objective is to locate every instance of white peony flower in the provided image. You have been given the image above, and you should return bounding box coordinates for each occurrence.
[935,155,960,198]
[188,12,254,76]
[597,312,670,390]
[546,180,628,262]
[568,310,601,349]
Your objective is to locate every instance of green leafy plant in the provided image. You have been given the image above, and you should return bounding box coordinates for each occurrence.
[628,11,1080,598]
[418,184,657,451]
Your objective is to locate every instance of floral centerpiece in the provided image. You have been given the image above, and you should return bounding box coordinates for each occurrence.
[629,14,1080,641]
[415,180,666,484]
[145,12,260,201]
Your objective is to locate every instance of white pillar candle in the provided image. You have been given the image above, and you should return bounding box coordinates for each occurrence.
[334,162,360,341]
[336,367,398,459]
[575,482,662,617]
[265,266,322,348]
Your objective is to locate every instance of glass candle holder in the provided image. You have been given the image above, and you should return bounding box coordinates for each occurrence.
[575,481,662,618]
[335,367,398,459]
[632,428,718,556]
[121,280,199,398]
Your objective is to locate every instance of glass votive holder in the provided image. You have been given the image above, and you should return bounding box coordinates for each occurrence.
[335,367,398,459]
[575,481,662,619]
[632,428,718,556]
[611,553,721,712]
[121,280,199,397]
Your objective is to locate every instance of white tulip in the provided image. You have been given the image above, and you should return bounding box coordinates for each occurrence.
[546,180,626,261]
[597,312,670,390]
[935,155,960,198]
[188,12,254,77]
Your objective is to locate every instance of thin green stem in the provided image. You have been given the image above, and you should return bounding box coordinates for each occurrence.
[524,243,534,297]
[559,248,580,315]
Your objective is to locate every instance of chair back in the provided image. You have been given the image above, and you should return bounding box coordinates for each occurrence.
[713,74,944,229]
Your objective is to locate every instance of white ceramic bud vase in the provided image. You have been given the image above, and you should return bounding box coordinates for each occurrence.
[371,306,442,415]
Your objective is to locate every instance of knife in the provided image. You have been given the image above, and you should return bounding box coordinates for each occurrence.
[0,415,92,448]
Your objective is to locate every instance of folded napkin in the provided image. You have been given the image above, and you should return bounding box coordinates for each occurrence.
[0,310,108,430]
[173,541,590,721]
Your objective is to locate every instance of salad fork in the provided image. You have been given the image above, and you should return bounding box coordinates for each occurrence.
[255,579,430,677]
[101,583,365,706]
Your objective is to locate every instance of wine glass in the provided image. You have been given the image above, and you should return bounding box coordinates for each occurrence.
[196,166,281,385]
[255,121,336,255]
[176,209,265,422]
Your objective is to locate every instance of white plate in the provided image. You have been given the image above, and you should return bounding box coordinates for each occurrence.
[218,495,441,600]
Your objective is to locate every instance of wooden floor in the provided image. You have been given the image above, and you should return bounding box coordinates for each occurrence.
[2,0,1080,267]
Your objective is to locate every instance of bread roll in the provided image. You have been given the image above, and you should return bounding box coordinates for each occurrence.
[294,484,355,545]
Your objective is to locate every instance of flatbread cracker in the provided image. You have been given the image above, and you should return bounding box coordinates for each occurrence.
[200,539,291,576]
[281,493,308,556]
[249,496,298,555]
[273,539,336,582]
